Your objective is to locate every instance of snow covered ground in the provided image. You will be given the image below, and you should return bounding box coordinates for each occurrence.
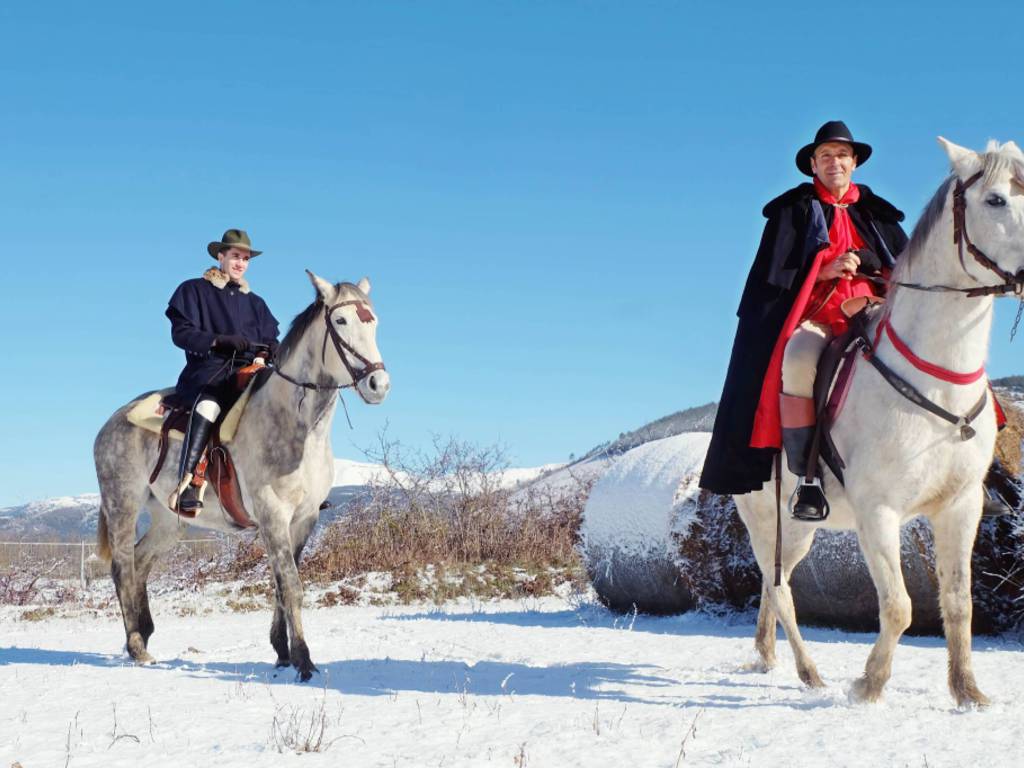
[3,587,1023,767]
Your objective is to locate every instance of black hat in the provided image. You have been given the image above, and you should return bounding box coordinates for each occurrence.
[795,121,872,176]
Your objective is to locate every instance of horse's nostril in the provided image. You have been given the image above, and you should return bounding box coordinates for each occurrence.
[369,376,378,391]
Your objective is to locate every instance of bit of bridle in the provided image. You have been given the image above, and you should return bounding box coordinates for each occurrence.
[273,299,386,405]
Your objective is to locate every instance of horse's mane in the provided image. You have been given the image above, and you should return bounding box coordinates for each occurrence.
[899,175,955,272]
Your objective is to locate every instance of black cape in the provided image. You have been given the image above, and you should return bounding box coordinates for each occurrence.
[699,183,909,495]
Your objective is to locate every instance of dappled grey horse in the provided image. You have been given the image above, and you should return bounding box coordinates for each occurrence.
[94,271,389,680]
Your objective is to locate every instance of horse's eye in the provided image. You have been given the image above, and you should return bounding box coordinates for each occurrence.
[335,317,348,326]
[986,194,1007,207]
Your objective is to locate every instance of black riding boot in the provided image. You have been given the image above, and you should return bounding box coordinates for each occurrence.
[781,424,829,522]
[175,413,214,513]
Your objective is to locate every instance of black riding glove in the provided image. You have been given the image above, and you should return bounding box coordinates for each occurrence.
[855,246,883,275]
[214,334,250,354]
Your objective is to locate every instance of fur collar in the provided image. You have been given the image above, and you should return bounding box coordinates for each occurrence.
[203,267,250,294]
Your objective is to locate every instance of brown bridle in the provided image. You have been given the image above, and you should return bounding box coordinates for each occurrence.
[274,298,386,404]
[321,299,386,394]
[951,170,1024,296]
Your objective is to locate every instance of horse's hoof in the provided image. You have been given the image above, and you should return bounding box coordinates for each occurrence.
[953,686,991,709]
[296,665,317,683]
[798,666,825,689]
[849,676,882,703]
[126,636,155,665]
[274,657,290,669]
[742,658,775,674]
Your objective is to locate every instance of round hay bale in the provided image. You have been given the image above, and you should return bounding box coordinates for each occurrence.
[581,433,759,614]
[580,422,1024,634]
[581,434,708,613]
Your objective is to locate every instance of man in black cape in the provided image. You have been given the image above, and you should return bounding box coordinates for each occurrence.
[699,121,908,502]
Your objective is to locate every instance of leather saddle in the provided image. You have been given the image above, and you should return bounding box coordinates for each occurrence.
[126,370,269,529]
[149,406,255,529]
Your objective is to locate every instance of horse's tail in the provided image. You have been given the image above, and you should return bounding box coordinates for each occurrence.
[96,508,112,563]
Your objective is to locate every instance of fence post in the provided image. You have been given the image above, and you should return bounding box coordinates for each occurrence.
[80,540,86,589]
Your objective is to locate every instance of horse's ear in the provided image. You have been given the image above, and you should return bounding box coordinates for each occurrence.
[1002,140,1023,160]
[357,277,371,295]
[937,136,981,179]
[306,269,335,302]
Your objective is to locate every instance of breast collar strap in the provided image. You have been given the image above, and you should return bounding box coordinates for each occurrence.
[870,313,986,385]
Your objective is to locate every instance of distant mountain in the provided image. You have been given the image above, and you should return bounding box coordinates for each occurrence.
[0,460,561,542]
[0,494,101,541]
[577,402,718,463]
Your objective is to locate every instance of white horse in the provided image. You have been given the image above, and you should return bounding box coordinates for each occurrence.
[736,138,1024,706]
[94,271,389,680]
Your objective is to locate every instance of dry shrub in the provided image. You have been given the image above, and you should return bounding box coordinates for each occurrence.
[674,491,760,612]
[301,435,587,584]
[995,399,1023,474]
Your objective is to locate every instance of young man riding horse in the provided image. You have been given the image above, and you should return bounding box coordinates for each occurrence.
[700,121,1010,519]
[165,229,280,513]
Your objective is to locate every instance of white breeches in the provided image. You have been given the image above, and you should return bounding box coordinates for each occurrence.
[782,321,831,399]
[195,398,222,422]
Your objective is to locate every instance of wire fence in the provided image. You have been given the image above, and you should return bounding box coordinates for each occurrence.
[0,539,228,587]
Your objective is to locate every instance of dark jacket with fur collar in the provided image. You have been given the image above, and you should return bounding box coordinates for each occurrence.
[165,268,280,406]
[699,183,909,495]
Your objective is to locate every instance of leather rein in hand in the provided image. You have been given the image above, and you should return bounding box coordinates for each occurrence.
[272,299,386,405]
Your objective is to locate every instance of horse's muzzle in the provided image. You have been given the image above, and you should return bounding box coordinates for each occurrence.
[358,369,391,404]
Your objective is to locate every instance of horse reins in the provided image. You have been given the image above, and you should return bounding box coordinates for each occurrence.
[272,299,386,406]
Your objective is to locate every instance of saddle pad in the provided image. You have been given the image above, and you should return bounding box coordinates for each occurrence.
[126,389,180,438]
[124,381,256,444]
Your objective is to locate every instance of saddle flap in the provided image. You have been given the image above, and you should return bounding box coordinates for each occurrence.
[811,303,884,486]
[208,442,258,529]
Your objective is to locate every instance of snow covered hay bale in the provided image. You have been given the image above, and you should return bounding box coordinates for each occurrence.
[580,433,759,614]
[580,420,1024,632]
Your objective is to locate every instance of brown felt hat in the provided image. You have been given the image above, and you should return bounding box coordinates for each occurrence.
[207,229,262,259]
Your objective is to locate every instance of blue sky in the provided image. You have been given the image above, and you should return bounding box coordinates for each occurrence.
[2,1,1024,506]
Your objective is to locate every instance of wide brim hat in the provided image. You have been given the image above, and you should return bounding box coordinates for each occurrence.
[207,228,262,259]
[795,120,872,176]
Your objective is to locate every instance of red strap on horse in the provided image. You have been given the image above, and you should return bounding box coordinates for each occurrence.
[883,317,985,385]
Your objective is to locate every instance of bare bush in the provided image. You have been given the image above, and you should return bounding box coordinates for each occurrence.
[299,435,588,590]
[0,562,58,606]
